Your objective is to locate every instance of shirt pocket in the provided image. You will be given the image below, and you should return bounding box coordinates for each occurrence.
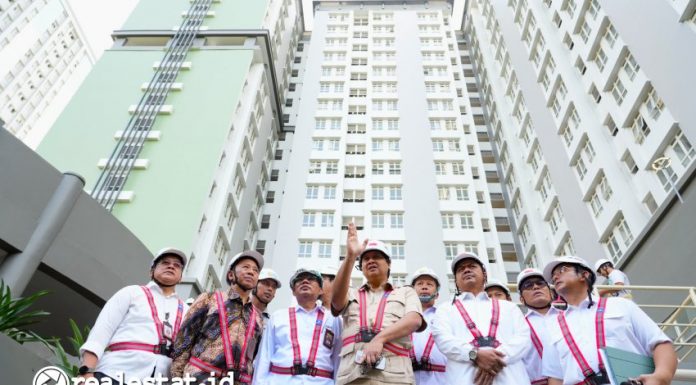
[383,297,405,326]
[603,310,629,345]
[338,341,356,377]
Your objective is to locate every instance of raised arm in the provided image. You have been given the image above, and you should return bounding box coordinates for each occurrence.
[331,222,366,316]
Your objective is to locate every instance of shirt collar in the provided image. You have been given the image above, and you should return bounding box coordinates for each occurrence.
[565,296,593,313]
[227,286,251,304]
[457,291,490,301]
[146,281,178,298]
[526,306,557,318]
[295,304,324,315]
[424,306,437,314]
[360,282,394,292]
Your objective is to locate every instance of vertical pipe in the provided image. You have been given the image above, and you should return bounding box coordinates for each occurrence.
[0,172,85,296]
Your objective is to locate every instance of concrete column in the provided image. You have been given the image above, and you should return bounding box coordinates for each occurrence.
[0,172,85,296]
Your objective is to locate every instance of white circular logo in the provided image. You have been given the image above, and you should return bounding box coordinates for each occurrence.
[33,366,70,385]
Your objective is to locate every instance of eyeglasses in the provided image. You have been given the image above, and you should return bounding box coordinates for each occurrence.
[520,278,547,291]
[551,265,573,279]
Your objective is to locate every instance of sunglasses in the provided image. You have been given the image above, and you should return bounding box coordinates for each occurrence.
[520,278,547,291]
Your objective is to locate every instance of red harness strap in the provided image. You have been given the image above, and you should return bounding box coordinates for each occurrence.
[341,289,410,357]
[557,297,608,385]
[269,307,333,378]
[454,298,501,348]
[188,291,258,383]
[526,316,543,357]
[107,286,183,355]
[410,333,446,372]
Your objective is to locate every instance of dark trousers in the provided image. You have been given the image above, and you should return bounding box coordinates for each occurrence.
[94,371,121,385]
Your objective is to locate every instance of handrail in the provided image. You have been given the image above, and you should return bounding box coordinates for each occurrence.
[507,283,696,366]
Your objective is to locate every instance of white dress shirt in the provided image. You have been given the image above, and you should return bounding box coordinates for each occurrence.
[80,281,188,382]
[431,292,531,385]
[522,307,558,383]
[412,306,447,385]
[607,270,632,298]
[542,297,671,384]
[254,304,342,385]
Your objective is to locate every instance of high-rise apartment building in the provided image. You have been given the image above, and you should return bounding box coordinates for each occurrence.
[38,0,302,297]
[265,1,514,298]
[461,0,696,275]
[35,0,696,302]
[0,0,96,148]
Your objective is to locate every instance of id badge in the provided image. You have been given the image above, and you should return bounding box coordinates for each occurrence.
[323,329,335,349]
[163,320,173,340]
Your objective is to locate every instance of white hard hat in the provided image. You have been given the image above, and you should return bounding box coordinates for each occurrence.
[228,250,264,271]
[484,278,511,296]
[358,240,391,266]
[542,255,595,283]
[516,268,546,287]
[258,269,282,288]
[451,252,487,274]
[594,258,612,272]
[290,268,323,288]
[152,247,187,268]
[320,265,338,277]
[411,267,440,287]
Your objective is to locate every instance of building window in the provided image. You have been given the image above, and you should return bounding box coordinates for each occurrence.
[391,213,404,228]
[611,78,627,105]
[390,242,405,260]
[631,116,651,144]
[302,212,316,227]
[441,213,455,229]
[321,211,334,227]
[298,241,313,258]
[372,212,385,228]
[318,241,332,258]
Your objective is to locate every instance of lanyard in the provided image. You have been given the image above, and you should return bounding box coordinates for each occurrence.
[557,297,608,378]
[140,286,183,344]
[288,307,325,368]
[454,298,500,347]
[214,291,257,372]
[526,316,543,357]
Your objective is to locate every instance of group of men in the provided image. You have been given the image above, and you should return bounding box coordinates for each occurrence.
[77,224,676,385]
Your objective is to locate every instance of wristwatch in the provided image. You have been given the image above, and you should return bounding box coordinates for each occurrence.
[468,348,478,363]
[78,365,96,375]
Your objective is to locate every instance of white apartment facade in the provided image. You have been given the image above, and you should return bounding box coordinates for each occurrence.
[262,0,515,303]
[0,0,95,148]
[462,0,696,272]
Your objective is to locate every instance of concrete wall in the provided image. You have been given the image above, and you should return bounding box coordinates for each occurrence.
[1,128,152,342]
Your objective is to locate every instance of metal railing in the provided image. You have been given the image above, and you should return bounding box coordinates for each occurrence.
[90,0,214,210]
[593,284,696,365]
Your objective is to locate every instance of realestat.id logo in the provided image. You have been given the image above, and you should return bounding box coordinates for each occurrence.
[33,366,70,385]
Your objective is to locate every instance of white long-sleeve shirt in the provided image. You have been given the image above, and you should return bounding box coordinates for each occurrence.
[522,307,558,383]
[431,292,531,385]
[254,304,342,385]
[542,297,671,384]
[80,281,187,382]
[411,306,447,385]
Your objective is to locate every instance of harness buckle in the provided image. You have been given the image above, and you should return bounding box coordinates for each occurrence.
[359,330,376,343]
[476,336,497,348]
[293,364,310,375]
[157,343,171,356]
[584,369,610,385]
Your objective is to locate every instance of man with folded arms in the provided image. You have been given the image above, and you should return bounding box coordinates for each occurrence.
[432,252,531,385]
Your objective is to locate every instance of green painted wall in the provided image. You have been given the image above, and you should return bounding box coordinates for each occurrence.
[122,0,269,30]
[38,49,254,254]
